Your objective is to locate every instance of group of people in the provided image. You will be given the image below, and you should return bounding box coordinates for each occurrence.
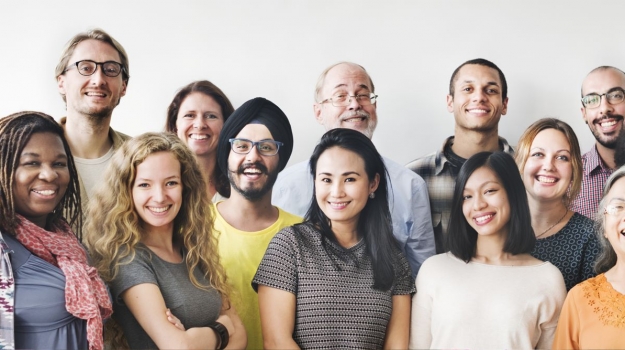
[0,27,623,350]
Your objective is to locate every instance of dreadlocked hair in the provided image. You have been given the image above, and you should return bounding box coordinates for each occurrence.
[0,111,82,237]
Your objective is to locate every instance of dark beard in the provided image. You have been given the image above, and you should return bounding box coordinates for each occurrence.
[590,115,624,150]
[228,162,279,202]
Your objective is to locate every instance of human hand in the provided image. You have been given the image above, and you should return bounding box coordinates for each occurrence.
[166,308,185,331]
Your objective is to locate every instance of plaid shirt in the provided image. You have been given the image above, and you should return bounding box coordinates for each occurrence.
[406,136,514,253]
[570,145,614,220]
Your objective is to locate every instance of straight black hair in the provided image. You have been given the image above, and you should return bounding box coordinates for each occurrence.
[447,151,535,262]
[305,128,399,291]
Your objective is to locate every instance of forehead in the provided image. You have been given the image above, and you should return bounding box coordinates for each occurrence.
[582,68,625,95]
[136,151,180,174]
[322,64,372,93]
[465,166,500,189]
[23,132,65,153]
[454,64,501,88]
[316,147,365,171]
[69,39,122,63]
[532,128,570,148]
[235,123,274,140]
[180,92,221,112]
[607,176,625,198]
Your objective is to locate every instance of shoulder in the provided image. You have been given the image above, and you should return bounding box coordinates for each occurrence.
[110,127,131,146]
[406,152,438,173]
[276,207,305,225]
[383,156,426,183]
[418,253,459,275]
[276,160,310,179]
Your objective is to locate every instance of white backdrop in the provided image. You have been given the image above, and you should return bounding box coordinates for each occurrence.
[1,0,623,166]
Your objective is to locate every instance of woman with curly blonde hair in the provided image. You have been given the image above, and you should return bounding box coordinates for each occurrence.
[85,132,246,349]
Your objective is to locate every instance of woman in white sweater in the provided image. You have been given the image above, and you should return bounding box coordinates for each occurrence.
[410,151,567,349]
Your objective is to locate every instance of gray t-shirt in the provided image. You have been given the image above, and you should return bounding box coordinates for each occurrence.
[110,245,222,349]
[253,223,415,349]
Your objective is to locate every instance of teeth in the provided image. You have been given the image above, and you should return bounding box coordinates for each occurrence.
[468,109,488,113]
[475,214,493,223]
[148,206,170,213]
[189,134,208,140]
[537,176,556,183]
[86,92,105,97]
[244,169,262,174]
[33,189,55,195]
[600,120,617,127]
[329,202,348,209]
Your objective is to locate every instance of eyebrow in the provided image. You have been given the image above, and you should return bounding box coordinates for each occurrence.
[318,171,362,176]
[21,152,68,159]
[584,87,625,96]
[332,83,371,91]
[530,147,571,153]
[462,79,500,87]
[135,175,180,182]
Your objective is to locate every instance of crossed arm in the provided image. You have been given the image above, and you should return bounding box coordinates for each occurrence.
[122,283,247,349]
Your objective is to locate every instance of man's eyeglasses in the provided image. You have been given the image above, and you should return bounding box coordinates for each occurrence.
[319,93,378,107]
[581,88,625,109]
[64,60,125,78]
[229,138,283,156]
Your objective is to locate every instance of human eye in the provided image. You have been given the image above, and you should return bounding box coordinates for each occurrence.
[583,94,600,106]
[166,180,179,187]
[77,61,95,74]
[53,161,68,168]
[556,154,569,161]
[484,188,498,195]
[462,193,472,201]
[259,142,276,153]
[233,140,250,151]
[356,94,371,102]
[333,93,348,102]
[319,177,331,183]
[205,113,219,120]
[136,182,149,188]
[608,90,625,100]
[344,177,356,182]
[102,62,121,75]
[461,86,473,93]
[530,152,544,157]
[486,88,499,94]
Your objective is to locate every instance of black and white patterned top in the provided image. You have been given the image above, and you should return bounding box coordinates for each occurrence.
[531,212,600,291]
[252,223,415,349]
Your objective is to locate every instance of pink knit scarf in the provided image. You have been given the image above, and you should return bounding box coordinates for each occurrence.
[14,215,112,350]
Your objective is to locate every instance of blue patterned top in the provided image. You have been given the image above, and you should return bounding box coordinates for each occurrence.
[531,212,600,291]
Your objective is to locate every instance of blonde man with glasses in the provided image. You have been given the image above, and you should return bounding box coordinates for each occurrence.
[571,66,625,219]
[55,28,130,228]
[272,61,435,278]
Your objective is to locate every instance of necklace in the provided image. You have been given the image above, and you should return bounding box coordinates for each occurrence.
[536,209,568,239]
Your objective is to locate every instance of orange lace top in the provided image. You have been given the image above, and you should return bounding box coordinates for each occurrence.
[552,274,625,349]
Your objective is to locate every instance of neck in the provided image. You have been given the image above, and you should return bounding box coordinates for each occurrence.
[217,189,278,231]
[140,224,175,251]
[606,258,625,294]
[451,127,500,159]
[596,142,617,170]
[528,195,569,237]
[474,231,508,264]
[64,113,113,159]
[196,154,218,198]
[331,220,360,248]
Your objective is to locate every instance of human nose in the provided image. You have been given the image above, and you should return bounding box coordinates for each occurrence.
[472,89,487,103]
[599,94,614,115]
[244,144,263,162]
[329,181,345,198]
[38,165,59,181]
[152,185,166,202]
[472,195,487,210]
[192,116,206,129]
[347,95,361,110]
[89,65,107,86]
[541,156,555,171]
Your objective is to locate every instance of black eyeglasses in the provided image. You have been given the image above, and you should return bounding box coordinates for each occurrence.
[581,88,625,109]
[64,60,124,78]
[229,138,283,156]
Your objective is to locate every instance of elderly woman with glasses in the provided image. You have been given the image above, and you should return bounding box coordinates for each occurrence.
[552,167,625,349]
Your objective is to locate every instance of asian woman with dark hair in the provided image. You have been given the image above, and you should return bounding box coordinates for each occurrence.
[253,128,414,349]
[410,151,566,349]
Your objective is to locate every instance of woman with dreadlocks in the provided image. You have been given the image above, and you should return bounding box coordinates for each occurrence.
[0,111,112,350]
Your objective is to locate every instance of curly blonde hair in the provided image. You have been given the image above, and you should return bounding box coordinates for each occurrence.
[84,132,229,346]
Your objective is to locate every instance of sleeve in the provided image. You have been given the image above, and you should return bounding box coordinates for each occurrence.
[536,265,567,349]
[403,175,436,278]
[252,226,299,294]
[580,224,600,282]
[551,287,581,349]
[109,248,158,303]
[391,250,416,295]
[409,260,433,349]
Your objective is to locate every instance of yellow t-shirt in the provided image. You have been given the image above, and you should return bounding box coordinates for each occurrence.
[214,204,302,350]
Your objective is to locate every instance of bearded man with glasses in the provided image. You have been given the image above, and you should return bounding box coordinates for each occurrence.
[571,66,625,219]
[55,28,130,233]
[272,61,435,278]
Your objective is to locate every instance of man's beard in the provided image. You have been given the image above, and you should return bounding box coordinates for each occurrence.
[329,110,377,139]
[228,162,279,201]
[589,114,624,149]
